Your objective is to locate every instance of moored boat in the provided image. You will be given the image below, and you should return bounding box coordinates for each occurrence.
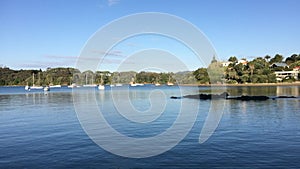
[43,86,50,91]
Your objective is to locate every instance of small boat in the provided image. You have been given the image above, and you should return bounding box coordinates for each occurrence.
[167,75,174,86]
[25,85,30,90]
[68,83,81,88]
[43,86,50,91]
[167,82,174,86]
[155,83,161,86]
[98,73,105,90]
[82,73,98,87]
[49,85,61,88]
[30,86,44,90]
[130,75,144,87]
[130,83,144,87]
[98,85,105,90]
[115,83,123,87]
[83,84,97,87]
[25,73,43,90]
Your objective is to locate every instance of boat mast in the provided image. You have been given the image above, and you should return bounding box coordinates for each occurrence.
[38,72,41,86]
[85,74,88,85]
[100,73,104,85]
[32,73,35,86]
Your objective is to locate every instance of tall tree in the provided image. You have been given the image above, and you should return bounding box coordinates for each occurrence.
[228,56,238,63]
[193,68,210,84]
[207,62,224,84]
[264,55,271,62]
[270,54,283,64]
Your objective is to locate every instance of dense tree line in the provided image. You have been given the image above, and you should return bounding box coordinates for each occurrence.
[1,54,299,86]
[0,67,77,86]
[0,67,194,86]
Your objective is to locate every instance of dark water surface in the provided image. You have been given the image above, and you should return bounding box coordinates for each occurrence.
[0,85,299,168]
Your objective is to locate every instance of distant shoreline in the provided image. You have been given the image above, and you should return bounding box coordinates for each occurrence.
[1,82,300,87]
[180,82,300,87]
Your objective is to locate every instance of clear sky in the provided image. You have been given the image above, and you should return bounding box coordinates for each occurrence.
[0,0,299,71]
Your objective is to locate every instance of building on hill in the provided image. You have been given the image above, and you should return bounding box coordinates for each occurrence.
[270,62,288,68]
[274,70,299,81]
[237,59,248,65]
[221,61,233,67]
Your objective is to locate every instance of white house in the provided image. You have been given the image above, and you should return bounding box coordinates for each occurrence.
[221,61,233,67]
[274,70,299,81]
[237,59,248,65]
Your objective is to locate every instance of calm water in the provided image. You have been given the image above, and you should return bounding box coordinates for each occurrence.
[0,85,300,168]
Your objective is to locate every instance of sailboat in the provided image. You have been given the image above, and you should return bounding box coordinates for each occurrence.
[98,85,105,90]
[29,73,43,90]
[154,77,161,86]
[67,77,80,88]
[167,82,174,86]
[25,82,30,90]
[43,86,50,91]
[83,74,97,87]
[98,73,105,90]
[167,75,174,86]
[130,76,144,87]
[115,73,122,87]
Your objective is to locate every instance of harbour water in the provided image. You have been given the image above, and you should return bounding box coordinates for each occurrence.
[0,85,299,168]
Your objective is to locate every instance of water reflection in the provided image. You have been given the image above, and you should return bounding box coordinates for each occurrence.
[276,86,299,97]
[202,86,300,97]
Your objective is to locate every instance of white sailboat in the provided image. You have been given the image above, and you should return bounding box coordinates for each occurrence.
[83,74,97,87]
[25,82,30,90]
[68,83,81,88]
[115,73,122,87]
[154,77,160,86]
[167,82,174,86]
[98,73,105,90]
[167,75,174,86]
[30,73,43,90]
[130,77,144,87]
[43,86,50,91]
[98,85,105,90]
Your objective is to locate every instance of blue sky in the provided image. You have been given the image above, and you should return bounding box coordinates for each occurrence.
[0,0,299,71]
